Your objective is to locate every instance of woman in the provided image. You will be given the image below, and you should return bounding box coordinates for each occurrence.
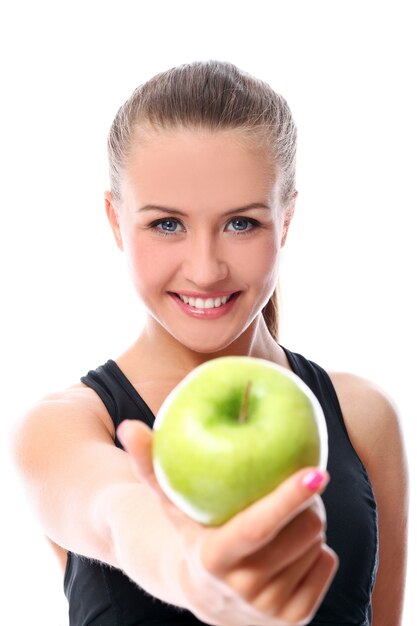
[13,60,408,625]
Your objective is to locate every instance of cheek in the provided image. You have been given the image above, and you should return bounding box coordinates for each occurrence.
[238,237,280,285]
[126,237,173,289]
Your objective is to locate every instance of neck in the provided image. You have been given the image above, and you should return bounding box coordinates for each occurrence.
[131,314,285,376]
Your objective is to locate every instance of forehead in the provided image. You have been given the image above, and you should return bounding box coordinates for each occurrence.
[121,128,280,210]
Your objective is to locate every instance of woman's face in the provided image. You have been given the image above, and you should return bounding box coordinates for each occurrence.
[105,127,293,354]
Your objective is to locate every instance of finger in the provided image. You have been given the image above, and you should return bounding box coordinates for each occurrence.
[249,537,324,615]
[248,497,326,576]
[280,545,339,625]
[224,501,326,600]
[117,420,201,532]
[201,467,329,573]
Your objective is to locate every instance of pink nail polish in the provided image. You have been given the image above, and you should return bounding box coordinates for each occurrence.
[302,469,326,491]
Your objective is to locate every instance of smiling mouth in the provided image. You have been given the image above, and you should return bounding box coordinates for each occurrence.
[170,292,240,309]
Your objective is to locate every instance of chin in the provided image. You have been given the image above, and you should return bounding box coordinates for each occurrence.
[181,337,236,355]
[172,324,255,356]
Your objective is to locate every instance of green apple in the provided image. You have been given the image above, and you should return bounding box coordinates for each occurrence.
[152,356,327,526]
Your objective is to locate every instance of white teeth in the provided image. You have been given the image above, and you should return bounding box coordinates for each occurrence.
[178,294,234,308]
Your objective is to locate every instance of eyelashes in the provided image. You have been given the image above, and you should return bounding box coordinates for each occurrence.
[147,217,262,238]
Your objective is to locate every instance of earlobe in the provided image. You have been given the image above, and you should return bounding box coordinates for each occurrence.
[104,191,124,251]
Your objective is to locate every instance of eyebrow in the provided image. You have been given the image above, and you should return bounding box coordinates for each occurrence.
[137,202,271,216]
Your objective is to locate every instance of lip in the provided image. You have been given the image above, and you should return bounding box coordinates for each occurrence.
[168,291,241,319]
[169,290,239,298]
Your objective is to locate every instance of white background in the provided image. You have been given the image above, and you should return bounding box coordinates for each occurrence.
[1,1,415,624]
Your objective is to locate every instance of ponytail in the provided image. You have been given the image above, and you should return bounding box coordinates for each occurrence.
[262,285,280,343]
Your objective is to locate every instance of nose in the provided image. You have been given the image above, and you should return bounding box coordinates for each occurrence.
[182,231,229,288]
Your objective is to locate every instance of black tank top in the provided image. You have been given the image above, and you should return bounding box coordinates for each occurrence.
[64,346,378,625]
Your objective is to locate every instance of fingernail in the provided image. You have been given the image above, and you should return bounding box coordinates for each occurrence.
[302,469,327,491]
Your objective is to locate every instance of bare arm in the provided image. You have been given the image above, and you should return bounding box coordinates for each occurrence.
[330,373,409,626]
[11,387,187,606]
[12,385,338,626]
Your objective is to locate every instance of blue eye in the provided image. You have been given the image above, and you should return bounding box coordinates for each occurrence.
[227,218,255,233]
[149,218,184,236]
[148,216,261,237]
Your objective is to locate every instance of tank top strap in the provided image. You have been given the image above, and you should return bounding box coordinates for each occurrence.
[281,345,342,416]
[280,345,366,467]
[81,359,155,448]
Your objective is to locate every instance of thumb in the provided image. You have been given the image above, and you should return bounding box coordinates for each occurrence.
[117,419,158,489]
[117,419,198,531]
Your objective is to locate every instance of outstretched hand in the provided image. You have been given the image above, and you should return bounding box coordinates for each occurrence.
[118,419,338,626]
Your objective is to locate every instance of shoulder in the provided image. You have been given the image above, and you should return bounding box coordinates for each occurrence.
[326,371,404,470]
[35,382,115,431]
[12,382,116,471]
[43,381,110,410]
[326,371,408,518]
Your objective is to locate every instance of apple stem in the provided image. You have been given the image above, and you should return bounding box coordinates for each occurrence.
[238,381,252,423]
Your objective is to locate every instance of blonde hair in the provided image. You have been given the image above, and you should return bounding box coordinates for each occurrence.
[107,60,297,342]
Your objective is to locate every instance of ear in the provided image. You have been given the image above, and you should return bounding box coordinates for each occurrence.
[104,191,124,251]
[280,191,297,247]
